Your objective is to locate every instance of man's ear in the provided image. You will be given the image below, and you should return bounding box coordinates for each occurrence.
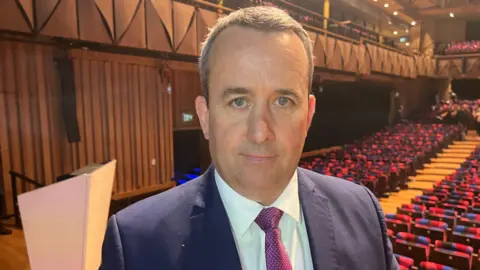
[195,96,210,140]
[307,94,316,129]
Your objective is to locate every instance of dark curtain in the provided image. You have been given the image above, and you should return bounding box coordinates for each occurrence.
[452,79,480,100]
[303,81,391,152]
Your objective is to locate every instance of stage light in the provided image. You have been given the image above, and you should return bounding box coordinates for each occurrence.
[393,11,398,15]
[384,3,389,7]
[450,12,455,18]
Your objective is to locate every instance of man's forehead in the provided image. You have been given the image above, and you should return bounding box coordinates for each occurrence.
[209,26,304,60]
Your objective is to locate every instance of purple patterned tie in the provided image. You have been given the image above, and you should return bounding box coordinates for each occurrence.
[255,207,293,270]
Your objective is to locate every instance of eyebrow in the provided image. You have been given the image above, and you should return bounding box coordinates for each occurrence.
[221,87,301,100]
[222,87,250,100]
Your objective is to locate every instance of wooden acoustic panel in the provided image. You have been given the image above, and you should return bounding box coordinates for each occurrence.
[78,0,113,43]
[94,0,114,37]
[367,44,381,73]
[0,0,32,33]
[146,0,173,52]
[358,44,370,75]
[149,0,173,44]
[326,37,342,70]
[18,0,34,28]
[314,34,326,68]
[344,44,359,73]
[336,40,350,71]
[466,58,480,76]
[118,0,146,48]
[39,0,78,39]
[173,2,196,54]
[437,59,450,77]
[114,0,140,43]
[197,9,218,55]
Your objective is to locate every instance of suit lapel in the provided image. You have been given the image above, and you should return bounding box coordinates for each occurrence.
[298,170,339,270]
[187,166,242,270]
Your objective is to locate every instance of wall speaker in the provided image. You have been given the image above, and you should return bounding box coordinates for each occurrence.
[55,57,81,143]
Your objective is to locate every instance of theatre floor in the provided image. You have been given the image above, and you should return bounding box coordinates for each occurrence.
[0,133,479,270]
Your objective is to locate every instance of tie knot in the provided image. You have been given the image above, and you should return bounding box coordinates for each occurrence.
[255,207,284,232]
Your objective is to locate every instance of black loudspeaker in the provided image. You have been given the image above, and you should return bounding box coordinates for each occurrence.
[55,57,81,143]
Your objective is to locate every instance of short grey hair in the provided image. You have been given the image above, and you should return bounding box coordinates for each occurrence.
[198,6,314,102]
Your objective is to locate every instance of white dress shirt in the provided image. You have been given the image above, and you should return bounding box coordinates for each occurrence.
[215,169,314,270]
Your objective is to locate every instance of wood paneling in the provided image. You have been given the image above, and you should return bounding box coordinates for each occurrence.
[0,40,174,216]
[172,70,202,130]
[78,0,113,43]
[0,0,32,33]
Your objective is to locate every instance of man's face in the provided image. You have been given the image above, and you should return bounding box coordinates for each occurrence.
[196,26,315,198]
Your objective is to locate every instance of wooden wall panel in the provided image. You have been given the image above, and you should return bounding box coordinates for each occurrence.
[0,0,32,33]
[172,70,202,130]
[118,0,146,48]
[173,2,195,51]
[358,44,370,75]
[40,0,78,39]
[114,0,140,43]
[78,0,113,43]
[177,12,197,55]
[344,44,358,73]
[326,37,342,70]
[314,35,326,68]
[197,9,218,55]
[0,41,175,216]
[146,0,173,52]
[149,0,173,45]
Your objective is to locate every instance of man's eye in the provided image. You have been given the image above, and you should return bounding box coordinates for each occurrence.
[276,96,292,107]
[231,98,247,108]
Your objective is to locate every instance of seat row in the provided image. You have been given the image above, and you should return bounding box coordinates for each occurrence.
[300,123,463,196]
[388,146,480,269]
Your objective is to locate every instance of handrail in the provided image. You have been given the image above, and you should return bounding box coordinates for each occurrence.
[434,53,480,59]
[188,0,408,54]
[277,0,376,37]
[6,171,44,227]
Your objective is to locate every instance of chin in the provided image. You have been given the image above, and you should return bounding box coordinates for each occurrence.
[238,167,287,187]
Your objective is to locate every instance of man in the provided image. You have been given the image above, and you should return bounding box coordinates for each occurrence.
[100,6,398,270]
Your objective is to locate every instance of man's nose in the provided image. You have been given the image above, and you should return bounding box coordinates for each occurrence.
[246,103,274,145]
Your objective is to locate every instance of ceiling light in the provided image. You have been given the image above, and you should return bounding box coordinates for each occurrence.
[374,0,378,2]
[411,21,416,26]
[394,31,398,35]
[406,42,410,46]
[393,11,398,15]
[406,29,409,33]
[450,12,455,18]
[388,21,392,25]
[384,3,389,7]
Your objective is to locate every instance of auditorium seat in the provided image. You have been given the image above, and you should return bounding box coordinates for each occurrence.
[413,219,448,243]
[394,254,414,270]
[419,261,455,270]
[430,241,473,270]
[398,204,426,220]
[386,214,412,235]
[459,213,480,228]
[427,208,457,229]
[395,232,431,266]
[452,225,480,251]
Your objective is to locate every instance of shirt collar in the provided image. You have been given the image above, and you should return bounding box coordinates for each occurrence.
[214,169,301,239]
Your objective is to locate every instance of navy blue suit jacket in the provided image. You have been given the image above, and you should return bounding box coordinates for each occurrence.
[99,166,399,270]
